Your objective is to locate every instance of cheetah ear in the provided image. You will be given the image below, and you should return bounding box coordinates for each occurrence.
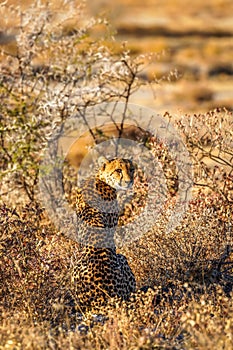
[97,156,109,168]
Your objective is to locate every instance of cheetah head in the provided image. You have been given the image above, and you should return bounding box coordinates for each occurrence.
[97,157,135,190]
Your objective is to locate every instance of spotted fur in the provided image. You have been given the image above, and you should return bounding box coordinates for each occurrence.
[72,157,136,310]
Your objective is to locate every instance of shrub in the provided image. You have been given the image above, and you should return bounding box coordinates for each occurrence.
[0,1,233,349]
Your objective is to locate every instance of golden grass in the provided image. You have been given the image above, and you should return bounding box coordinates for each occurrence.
[1,0,233,113]
[1,190,233,349]
[0,2,232,348]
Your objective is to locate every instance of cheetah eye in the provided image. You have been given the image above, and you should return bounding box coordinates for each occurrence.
[115,169,122,174]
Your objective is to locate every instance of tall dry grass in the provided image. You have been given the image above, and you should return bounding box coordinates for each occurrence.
[0,1,232,349]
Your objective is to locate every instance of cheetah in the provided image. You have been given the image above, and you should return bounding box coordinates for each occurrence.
[71,157,136,310]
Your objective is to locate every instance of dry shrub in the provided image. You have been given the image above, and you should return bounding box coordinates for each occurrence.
[0,0,156,205]
[122,109,232,288]
[182,289,233,350]
[0,1,233,349]
[0,204,75,320]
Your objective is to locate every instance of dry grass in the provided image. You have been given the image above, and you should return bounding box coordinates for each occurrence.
[1,187,233,349]
[0,1,233,349]
[1,0,233,113]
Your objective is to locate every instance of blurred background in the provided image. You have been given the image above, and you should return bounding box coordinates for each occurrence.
[2,0,233,114]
